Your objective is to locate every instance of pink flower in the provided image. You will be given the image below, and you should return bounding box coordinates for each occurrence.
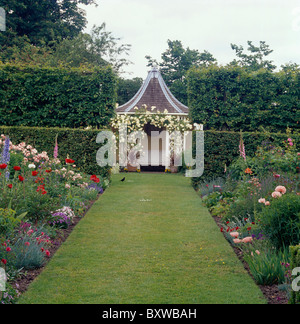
[25,242,30,246]
[230,232,240,238]
[258,198,266,204]
[233,239,242,244]
[242,237,253,243]
[272,191,282,198]
[275,186,286,194]
[6,247,11,252]
[255,250,261,255]
[265,201,270,206]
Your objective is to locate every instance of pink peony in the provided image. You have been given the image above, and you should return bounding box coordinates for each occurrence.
[242,237,253,243]
[265,201,270,206]
[230,232,240,238]
[258,198,266,204]
[275,186,286,194]
[272,191,282,198]
[233,239,242,244]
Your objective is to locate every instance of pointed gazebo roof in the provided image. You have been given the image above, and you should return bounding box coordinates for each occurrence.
[116,67,189,115]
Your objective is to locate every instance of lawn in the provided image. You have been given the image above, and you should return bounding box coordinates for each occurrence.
[18,173,266,304]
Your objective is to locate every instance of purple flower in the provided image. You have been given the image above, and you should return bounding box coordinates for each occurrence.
[87,183,104,194]
[1,136,10,179]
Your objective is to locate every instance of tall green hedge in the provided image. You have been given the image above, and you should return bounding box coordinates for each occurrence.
[290,245,300,304]
[0,64,117,129]
[187,65,300,133]
[191,130,300,187]
[0,126,111,177]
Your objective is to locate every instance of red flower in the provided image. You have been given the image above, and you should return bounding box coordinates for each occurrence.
[45,250,50,257]
[45,169,52,173]
[1,259,7,265]
[220,228,224,233]
[18,175,25,182]
[24,242,30,246]
[247,227,252,231]
[6,247,11,252]
[0,164,7,169]
[32,171,38,176]
[65,159,75,164]
[7,184,12,189]
[13,166,21,171]
[90,175,100,183]
[41,190,47,195]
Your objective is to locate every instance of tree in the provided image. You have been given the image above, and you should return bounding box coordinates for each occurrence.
[0,23,132,74]
[0,0,97,47]
[117,77,143,106]
[230,41,276,71]
[49,24,132,72]
[146,40,217,104]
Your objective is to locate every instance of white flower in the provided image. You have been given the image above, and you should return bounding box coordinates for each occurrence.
[28,164,36,169]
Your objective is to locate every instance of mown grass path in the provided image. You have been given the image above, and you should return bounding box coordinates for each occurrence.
[19,173,266,304]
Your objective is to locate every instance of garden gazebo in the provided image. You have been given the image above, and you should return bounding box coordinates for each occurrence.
[116,66,191,172]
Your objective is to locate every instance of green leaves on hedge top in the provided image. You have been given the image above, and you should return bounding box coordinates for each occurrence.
[187,65,300,133]
[0,64,117,129]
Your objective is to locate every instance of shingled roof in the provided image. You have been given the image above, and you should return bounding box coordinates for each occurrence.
[116,67,189,115]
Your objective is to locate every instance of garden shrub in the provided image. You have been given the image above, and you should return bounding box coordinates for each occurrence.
[0,209,21,238]
[258,194,300,250]
[289,245,300,304]
[0,126,111,177]
[187,65,300,133]
[191,130,300,187]
[0,64,117,129]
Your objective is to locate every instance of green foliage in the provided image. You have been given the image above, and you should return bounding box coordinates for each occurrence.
[49,24,132,73]
[13,230,50,270]
[289,245,300,304]
[258,194,300,250]
[117,77,143,106]
[0,126,112,177]
[0,64,117,129]
[191,130,300,187]
[0,282,20,304]
[243,243,290,285]
[0,209,20,238]
[187,65,300,132]
[230,41,276,72]
[0,0,97,48]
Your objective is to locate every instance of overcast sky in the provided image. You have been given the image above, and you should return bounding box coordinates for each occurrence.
[83,0,300,79]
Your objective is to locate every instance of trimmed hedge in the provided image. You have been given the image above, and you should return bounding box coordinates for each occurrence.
[0,64,117,129]
[192,130,300,187]
[290,245,300,304]
[187,65,300,133]
[0,126,111,178]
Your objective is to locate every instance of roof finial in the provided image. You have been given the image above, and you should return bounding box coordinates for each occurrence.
[152,64,158,71]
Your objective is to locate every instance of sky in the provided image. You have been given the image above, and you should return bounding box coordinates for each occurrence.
[82,0,300,79]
